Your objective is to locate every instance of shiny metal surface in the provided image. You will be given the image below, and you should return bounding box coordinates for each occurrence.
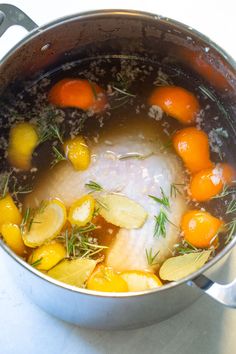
[190,274,236,308]
[0,4,37,37]
[0,4,236,328]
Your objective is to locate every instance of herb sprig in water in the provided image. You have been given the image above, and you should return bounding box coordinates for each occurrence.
[59,223,108,259]
[145,248,159,266]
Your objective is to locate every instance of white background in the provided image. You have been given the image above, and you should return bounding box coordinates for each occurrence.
[0,1,236,353]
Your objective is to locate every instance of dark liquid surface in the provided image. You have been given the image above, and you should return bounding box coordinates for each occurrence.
[0,55,235,255]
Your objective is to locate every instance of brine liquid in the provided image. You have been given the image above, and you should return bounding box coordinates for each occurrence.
[0,55,235,258]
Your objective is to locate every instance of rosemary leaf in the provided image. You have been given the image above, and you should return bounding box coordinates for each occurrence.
[49,124,64,144]
[61,224,107,259]
[51,146,67,168]
[170,183,185,198]
[226,199,236,214]
[0,172,11,199]
[145,248,159,266]
[112,86,136,98]
[212,183,236,199]
[154,209,169,238]
[149,187,170,208]
[118,152,153,160]
[161,140,172,152]
[20,207,31,233]
[31,257,43,267]
[225,219,236,244]
[85,180,103,193]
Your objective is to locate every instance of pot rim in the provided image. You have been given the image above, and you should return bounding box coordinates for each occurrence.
[1,8,236,298]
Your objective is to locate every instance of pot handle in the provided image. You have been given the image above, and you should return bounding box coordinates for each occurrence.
[189,274,236,308]
[0,3,38,37]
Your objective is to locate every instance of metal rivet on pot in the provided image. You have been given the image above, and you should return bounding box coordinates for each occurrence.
[41,43,51,52]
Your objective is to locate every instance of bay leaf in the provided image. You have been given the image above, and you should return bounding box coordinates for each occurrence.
[159,250,211,281]
[48,258,96,287]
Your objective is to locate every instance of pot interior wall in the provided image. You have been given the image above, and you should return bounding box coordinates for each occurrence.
[0,12,236,93]
[1,11,236,158]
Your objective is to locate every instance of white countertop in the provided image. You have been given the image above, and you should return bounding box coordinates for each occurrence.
[0,1,236,353]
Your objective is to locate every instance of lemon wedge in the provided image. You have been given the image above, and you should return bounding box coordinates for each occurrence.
[8,122,39,170]
[64,136,90,171]
[68,195,95,227]
[120,270,162,291]
[22,199,66,247]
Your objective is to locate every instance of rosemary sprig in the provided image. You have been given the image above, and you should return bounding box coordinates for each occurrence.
[145,248,159,266]
[0,172,32,200]
[161,140,172,152]
[60,224,108,259]
[31,257,43,267]
[112,86,136,98]
[48,124,64,144]
[149,188,170,209]
[20,207,31,233]
[226,199,236,214]
[93,206,100,217]
[225,219,236,244]
[170,183,184,198]
[175,240,200,255]
[12,176,32,198]
[38,122,64,144]
[20,201,45,234]
[85,180,103,193]
[118,152,153,160]
[85,181,108,210]
[199,85,216,102]
[154,209,170,238]
[0,172,11,199]
[212,182,236,199]
[109,98,130,110]
[51,146,67,168]
[96,198,109,210]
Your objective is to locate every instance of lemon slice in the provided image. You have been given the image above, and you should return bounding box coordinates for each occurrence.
[120,270,162,291]
[23,199,67,247]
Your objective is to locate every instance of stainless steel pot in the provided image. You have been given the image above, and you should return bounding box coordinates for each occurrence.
[1,4,236,330]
